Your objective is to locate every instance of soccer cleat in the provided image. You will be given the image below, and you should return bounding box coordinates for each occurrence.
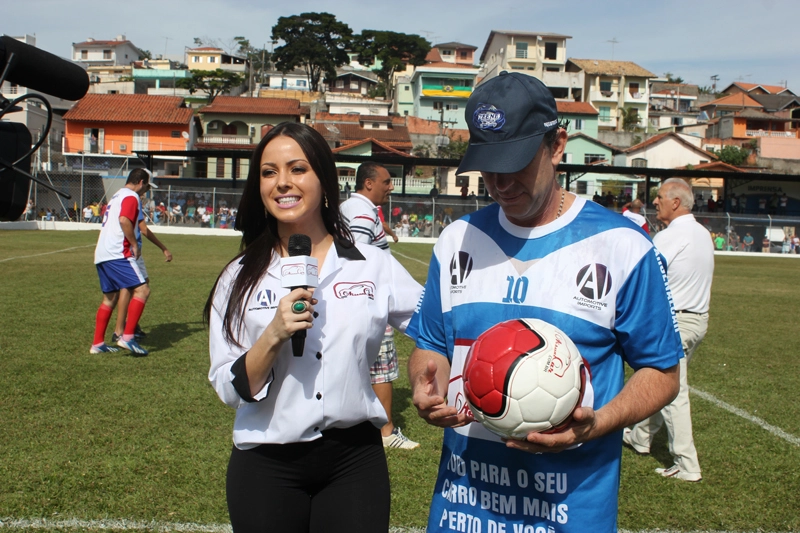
[622,427,650,455]
[117,338,149,356]
[134,324,147,338]
[655,464,702,482]
[111,332,120,343]
[382,427,420,450]
[90,343,120,354]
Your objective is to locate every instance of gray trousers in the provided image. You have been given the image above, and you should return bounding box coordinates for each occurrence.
[629,311,708,474]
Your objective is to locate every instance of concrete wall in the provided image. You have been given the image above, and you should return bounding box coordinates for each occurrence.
[758,137,800,160]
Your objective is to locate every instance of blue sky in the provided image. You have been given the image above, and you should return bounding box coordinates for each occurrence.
[8,0,800,92]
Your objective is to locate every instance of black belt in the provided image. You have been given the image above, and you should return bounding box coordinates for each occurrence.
[676,310,701,314]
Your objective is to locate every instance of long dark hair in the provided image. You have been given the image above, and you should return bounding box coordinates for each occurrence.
[203,122,353,347]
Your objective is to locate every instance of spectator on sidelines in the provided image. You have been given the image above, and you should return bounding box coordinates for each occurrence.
[341,161,419,450]
[625,178,714,483]
[621,198,649,233]
[83,204,93,223]
[205,122,422,532]
[90,169,156,356]
[24,199,35,221]
[172,204,184,224]
[408,72,680,532]
[743,233,754,252]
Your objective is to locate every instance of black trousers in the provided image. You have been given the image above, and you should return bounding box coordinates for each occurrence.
[227,422,390,533]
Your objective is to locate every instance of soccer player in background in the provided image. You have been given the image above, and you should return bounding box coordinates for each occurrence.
[90,168,154,356]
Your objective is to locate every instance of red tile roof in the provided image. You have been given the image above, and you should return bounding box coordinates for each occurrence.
[200,96,305,116]
[557,101,598,115]
[732,82,789,95]
[422,61,476,69]
[404,116,470,140]
[426,49,443,62]
[63,94,193,125]
[332,138,413,157]
[187,47,224,52]
[73,40,131,47]
[312,123,412,151]
[315,112,406,125]
[703,92,763,108]
[677,161,743,172]
[623,132,717,160]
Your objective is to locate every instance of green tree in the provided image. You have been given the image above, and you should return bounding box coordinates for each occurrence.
[176,69,245,104]
[664,72,685,84]
[618,106,641,132]
[711,145,749,166]
[138,49,152,60]
[271,12,353,92]
[232,37,270,89]
[354,30,431,103]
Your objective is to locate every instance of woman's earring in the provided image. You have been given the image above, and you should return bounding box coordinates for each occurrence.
[324,195,329,209]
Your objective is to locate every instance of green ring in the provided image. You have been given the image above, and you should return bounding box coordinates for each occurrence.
[292,301,307,313]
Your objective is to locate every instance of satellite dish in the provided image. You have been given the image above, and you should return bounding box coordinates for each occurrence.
[181,131,190,139]
[325,124,340,135]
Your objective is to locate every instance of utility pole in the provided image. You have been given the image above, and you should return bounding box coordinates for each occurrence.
[606,37,620,61]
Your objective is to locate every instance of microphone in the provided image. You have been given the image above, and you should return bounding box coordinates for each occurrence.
[280,234,319,357]
[0,35,90,101]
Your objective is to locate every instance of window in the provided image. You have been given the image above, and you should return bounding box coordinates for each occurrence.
[403,110,409,115]
[216,158,225,178]
[107,90,118,94]
[441,50,453,56]
[350,79,359,90]
[478,177,486,196]
[599,81,612,92]
[599,106,611,121]
[672,117,683,126]
[81,50,88,59]
[404,86,410,91]
[372,123,380,129]
[133,130,149,152]
[208,56,216,63]
[629,82,640,97]
[192,56,201,63]
[515,42,528,59]
[103,49,112,59]
[336,79,344,88]
[575,181,588,194]
[573,119,583,131]
[561,153,573,163]
[446,104,459,111]
[511,66,524,70]
[632,158,647,168]
[460,51,468,59]
[296,80,307,87]
[433,101,443,110]
[584,154,605,164]
[544,42,558,60]
[171,131,181,138]
[545,67,559,72]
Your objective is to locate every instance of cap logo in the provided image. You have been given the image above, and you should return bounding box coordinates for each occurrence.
[543,119,558,128]
[473,104,505,131]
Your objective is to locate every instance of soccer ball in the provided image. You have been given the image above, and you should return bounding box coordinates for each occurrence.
[462,318,588,440]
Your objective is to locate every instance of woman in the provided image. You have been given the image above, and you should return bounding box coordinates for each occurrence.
[205,122,421,533]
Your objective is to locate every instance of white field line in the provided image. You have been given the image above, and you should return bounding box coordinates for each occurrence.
[1,519,796,533]
[691,387,800,446]
[0,245,94,263]
[392,250,430,267]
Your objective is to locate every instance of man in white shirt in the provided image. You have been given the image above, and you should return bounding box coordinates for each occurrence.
[341,162,419,450]
[624,178,714,482]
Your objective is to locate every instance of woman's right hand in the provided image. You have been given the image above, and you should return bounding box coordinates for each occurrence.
[262,288,317,345]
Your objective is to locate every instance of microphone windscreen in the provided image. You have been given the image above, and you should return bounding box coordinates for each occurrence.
[288,234,312,257]
[0,35,90,101]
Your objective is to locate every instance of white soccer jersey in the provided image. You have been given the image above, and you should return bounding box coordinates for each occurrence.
[407,198,682,533]
[94,188,140,264]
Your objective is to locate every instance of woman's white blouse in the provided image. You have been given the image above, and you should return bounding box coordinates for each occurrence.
[209,241,423,449]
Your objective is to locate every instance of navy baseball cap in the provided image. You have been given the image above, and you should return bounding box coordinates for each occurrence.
[457,72,559,174]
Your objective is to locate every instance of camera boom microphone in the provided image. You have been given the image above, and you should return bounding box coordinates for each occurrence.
[280,234,319,357]
[0,35,90,101]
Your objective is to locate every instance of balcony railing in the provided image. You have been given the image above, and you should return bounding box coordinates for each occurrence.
[746,130,797,138]
[624,92,646,103]
[198,135,254,145]
[590,90,617,102]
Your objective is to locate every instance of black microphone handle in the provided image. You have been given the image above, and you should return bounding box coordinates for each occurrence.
[291,284,307,357]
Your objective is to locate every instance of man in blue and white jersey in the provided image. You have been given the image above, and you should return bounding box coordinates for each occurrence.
[407,72,682,533]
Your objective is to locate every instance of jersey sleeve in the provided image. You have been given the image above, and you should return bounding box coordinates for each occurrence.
[406,251,449,359]
[208,264,272,409]
[386,253,424,334]
[615,247,683,370]
[119,196,139,223]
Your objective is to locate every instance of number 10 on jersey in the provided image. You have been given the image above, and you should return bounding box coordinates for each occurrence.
[502,276,529,304]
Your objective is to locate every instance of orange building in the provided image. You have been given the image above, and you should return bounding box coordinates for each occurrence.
[63,94,195,156]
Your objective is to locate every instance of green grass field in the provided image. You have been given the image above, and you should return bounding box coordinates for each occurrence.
[1,230,798,532]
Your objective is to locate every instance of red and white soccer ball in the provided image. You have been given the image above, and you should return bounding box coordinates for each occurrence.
[463,318,589,440]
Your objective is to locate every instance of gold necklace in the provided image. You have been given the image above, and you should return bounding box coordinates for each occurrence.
[556,188,566,219]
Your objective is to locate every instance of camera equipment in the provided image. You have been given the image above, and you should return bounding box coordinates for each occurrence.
[0,35,90,220]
